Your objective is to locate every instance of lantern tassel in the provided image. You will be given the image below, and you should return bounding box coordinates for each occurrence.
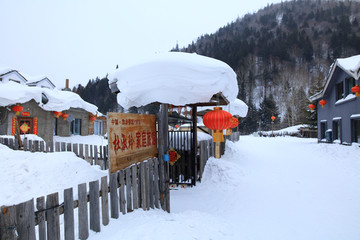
[226,128,233,136]
[213,130,224,142]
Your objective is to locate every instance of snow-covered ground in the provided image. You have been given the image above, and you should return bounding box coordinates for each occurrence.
[1,135,360,239]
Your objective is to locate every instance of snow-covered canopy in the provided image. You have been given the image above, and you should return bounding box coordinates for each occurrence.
[0,81,98,114]
[198,98,248,117]
[108,52,238,109]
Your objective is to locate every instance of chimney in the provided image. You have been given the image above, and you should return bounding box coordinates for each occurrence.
[63,79,71,91]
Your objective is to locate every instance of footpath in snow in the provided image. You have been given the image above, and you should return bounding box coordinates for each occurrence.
[87,136,360,240]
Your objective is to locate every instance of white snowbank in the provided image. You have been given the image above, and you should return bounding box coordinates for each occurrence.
[262,124,307,135]
[0,81,98,114]
[108,52,238,109]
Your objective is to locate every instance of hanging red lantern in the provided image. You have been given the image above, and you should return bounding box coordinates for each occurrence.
[12,105,23,115]
[226,117,239,136]
[351,85,360,97]
[53,111,62,118]
[90,116,97,122]
[62,113,69,121]
[308,104,316,112]
[271,116,276,122]
[319,99,327,108]
[203,107,232,142]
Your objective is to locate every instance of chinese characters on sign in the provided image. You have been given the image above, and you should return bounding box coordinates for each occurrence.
[108,113,157,173]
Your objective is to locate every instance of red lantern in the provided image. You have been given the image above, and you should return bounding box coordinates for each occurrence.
[90,116,96,122]
[271,116,276,122]
[54,111,62,118]
[319,99,327,108]
[12,105,23,115]
[203,107,232,142]
[62,113,69,121]
[308,104,316,112]
[351,85,360,97]
[226,117,239,136]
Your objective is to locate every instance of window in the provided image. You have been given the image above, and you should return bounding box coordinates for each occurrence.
[70,119,82,135]
[345,77,355,96]
[353,119,360,143]
[320,121,327,139]
[94,120,103,136]
[336,82,344,100]
[332,120,341,142]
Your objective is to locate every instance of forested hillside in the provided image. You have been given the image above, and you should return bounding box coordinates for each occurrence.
[176,0,360,132]
[74,0,360,133]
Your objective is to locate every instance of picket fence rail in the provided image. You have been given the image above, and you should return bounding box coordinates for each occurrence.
[0,137,109,170]
[0,157,168,240]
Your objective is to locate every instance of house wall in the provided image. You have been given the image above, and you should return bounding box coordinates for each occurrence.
[56,108,90,136]
[317,68,360,144]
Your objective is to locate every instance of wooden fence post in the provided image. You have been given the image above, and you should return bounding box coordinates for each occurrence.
[140,161,147,210]
[73,143,78,156]
[46,193,60,240]
[89,180,100,233]
[101,176,109,226]
[64,188,75,240]
[78,183,89,240]
[55,142,60,152]
[153,158,160,209]
[0,205,17,240]
[109,172,119,219]
[61,142,66,152]
[126,167,133,212]
[119,170,126,215]
[36,197,46,240]
[131,165,139,210]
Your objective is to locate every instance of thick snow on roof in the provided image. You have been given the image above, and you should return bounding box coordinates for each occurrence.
[198,98,248,117]
[0,81,97,114]
[337,54,360,79]
[108,52,238,109]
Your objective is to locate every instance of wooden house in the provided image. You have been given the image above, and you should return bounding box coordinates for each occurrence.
[310,55,360,144]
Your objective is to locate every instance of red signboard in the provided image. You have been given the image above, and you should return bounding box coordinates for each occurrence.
[22,112,30,116]
[108,113,157,173]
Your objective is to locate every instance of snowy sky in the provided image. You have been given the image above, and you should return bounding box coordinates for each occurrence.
[0,0,282,89]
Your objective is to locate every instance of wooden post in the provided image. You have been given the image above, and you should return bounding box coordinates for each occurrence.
[78,183,89,240]
[192,105,198,184]
[101,176,109,226]
[109,172,119,219]
[125,167,133,212]
[64,188,75,240]
[131,165,139,210]
[15,199,36,240]
[89,180,100,233]
[0,205,17,240]
[215,142,221,159]
[36,197,46,240]
[157,103,170,213]
[46,193,60,240]
[119,170,126,215]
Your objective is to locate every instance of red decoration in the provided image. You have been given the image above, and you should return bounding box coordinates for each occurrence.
[12,105,23,115]
[271,116,276,122]
[62,113,69,121]
[53,111,62,118]
[351,85,360,97]
[226,117,239,136]
[319,99,327,108]
[90,116,97,122]
[308,104,316,112]
[203,107,233,142]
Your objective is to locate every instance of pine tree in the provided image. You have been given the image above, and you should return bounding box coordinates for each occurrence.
[258,95,280,131]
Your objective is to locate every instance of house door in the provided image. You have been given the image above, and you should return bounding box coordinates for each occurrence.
[353,119,360,143]
[18,117,33,134]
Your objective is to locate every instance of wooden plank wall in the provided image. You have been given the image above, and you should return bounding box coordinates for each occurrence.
[0,158,166,240]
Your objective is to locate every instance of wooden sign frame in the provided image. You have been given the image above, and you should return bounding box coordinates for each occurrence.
[108,112,157,173]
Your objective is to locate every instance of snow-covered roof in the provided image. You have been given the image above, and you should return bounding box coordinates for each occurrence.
[198,98,248,117]
[310,54,360,101]
[27,77,56,89]
[108,52,238,109]
[0,81,97,114]
[0,69,28,84]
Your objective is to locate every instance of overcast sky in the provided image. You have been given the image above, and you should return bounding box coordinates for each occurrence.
[0,0,282,88]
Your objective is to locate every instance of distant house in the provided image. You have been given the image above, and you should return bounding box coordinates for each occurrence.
[27,77,56,89]
[310,55,360,144]
[0,70,105,143]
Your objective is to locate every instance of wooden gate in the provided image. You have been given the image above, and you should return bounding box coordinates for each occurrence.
[168,114,196,186]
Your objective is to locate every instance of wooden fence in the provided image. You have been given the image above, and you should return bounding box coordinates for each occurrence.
[0,158,168,240]
[0,137,109,170]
